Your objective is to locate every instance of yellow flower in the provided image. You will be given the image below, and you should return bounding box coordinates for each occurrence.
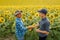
[54,13,58,18]
[2,12,9,18]
[49,14,55,19]
[8,17,13,21]
[4,10,12,15]
[50,19,54,24]
[30,11,33,13]
[22,16,25,19]
[32,23,36,26]
[32,23,38,28]
[0,17,5,23]
[22,13,26,16]
[28,16,33,20]
[31,12,35,15]
[34,13,39,17]
[47,14,50,17]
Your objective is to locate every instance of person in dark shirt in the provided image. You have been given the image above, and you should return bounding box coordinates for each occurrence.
[31,9,50,40]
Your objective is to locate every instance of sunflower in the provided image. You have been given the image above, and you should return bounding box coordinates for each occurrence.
[50,19,54,24]
[34,13,39,17]
[22,13,26,16]
[47,13,50,17]
[4,10,12,15]
[31,12,35,15]
[32,23,36,26]
[49,14,55,19]
[28,16,33,20]
[54,13,58,18]
[8,17,13,21]
[0,17,5,23]
[32,23,36,28]
[3,12,10,18]
[30,10,33,13]
[22,16,26,19]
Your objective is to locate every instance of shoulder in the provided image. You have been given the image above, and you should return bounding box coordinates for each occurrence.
[45,19,50,24]
[16,19,21,23]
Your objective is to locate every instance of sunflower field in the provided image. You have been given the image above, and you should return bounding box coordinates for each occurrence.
[0,6,60,40]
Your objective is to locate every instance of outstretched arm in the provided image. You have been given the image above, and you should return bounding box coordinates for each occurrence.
[28,23,39,28]
[34,23,39,27]
[36,29,49,35]
[36,22,50,35]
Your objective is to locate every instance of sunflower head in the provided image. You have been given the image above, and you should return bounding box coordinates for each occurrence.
[0,17,5,23]
[35,13,39,17]
[54,13,58,18]
[50,19,54,24]
[28,16,33,20]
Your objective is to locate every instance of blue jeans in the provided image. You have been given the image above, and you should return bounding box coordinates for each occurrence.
[17,37,24,40]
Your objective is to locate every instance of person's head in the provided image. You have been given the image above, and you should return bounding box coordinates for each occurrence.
[38,9,48,18]
[15,10,22,18]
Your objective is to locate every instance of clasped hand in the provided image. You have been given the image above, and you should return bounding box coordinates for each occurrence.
[27,25,35,29]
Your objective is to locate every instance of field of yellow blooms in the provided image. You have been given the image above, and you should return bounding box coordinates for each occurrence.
[0,6,60,40]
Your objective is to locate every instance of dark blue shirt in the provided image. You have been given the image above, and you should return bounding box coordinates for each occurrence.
[39,18,50,37]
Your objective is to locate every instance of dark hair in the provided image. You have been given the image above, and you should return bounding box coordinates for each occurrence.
[38,9,48,15]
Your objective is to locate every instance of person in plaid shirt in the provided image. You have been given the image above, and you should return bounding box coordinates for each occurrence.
[15,10,34,40]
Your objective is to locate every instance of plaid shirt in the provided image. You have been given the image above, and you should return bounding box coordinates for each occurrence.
[15,18,27,38]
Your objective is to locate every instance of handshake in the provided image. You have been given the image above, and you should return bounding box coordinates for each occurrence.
[27,25,35,29]
[26,25,36,31]
[27,23,38,30]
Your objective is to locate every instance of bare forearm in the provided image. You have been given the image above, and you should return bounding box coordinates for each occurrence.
[33,23,39,27]
[39,30,49,34]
